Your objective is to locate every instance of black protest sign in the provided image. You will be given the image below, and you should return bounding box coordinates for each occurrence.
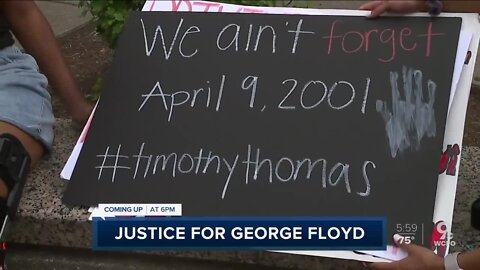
[64,11,461,246]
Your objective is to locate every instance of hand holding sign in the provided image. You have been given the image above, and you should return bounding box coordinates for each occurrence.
[359,1,427,18]
[369,234,444,270]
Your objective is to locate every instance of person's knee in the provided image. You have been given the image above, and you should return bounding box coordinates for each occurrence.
[0,121,44,168]
[0,132,31,202]
[0,120,44,201]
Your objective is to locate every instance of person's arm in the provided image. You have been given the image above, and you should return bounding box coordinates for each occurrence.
[457,249,480,270]
[370,234,480,270]
[360,1,480,18]
[442,1,480,13]
[0,0,92,125]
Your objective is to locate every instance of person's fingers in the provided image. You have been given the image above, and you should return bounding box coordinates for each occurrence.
[367,1,389,18]
[362,262,372,268]
[401,243,429,256]
[393,234,409,249]
[392,234,419,254]
[359,1,383,10]
[369,261,398,270]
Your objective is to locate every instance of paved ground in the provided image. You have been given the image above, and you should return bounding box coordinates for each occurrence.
[6,244,292,270]
[14,1,91,48]
[38,1,91,37]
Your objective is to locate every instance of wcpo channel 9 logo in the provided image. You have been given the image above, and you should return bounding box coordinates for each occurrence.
[431,221,456,257]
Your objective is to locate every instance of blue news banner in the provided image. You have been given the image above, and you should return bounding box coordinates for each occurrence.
[93,217,386,250]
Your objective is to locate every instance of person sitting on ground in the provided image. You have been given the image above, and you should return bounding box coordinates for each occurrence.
[0,0,92,267]
[359,1,480,269]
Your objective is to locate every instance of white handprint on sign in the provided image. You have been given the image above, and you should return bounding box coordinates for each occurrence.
[376,66,437,158]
